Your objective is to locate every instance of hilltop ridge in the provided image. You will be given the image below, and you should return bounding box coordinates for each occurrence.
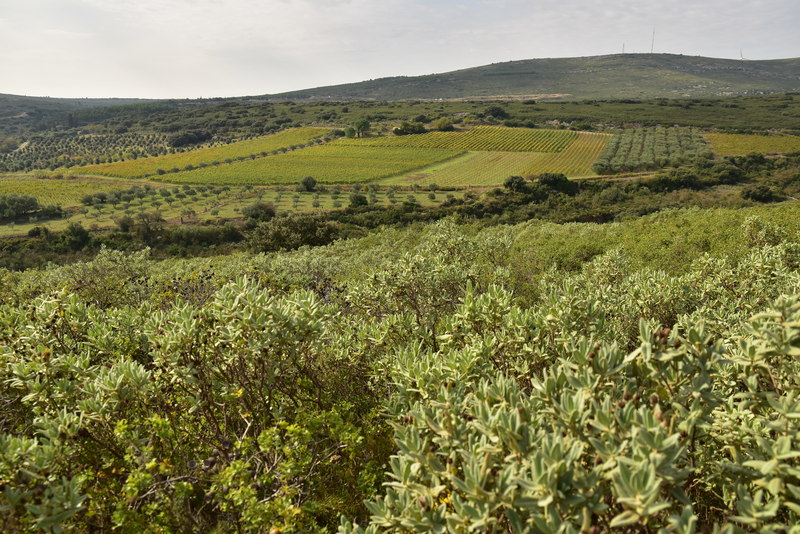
[264,53,800,101]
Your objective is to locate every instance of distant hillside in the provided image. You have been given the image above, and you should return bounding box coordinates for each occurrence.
[266,54,800,101]
[0,94,155,136]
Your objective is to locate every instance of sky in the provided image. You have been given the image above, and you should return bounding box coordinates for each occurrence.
[1,0,798,99]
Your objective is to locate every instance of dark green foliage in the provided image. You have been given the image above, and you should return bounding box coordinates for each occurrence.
[0,194,40,220]
[353,118,370,138]
[115,215,135,232]
[741,184,779,202]
[165,224,243,247]
[503,175,528,193]
[484,105,509,119]
[300,175,318,192]
[432,117,454,131]
[0,194,61,223]
[644,169,702,192]
[392,122,427,136]
[248,214,347,252]
[60,222,90,251]
[535,172,579,195]
[349,193,368,208]
[242,201,276,221]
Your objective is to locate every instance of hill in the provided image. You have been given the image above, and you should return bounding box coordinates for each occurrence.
[0,93,156,136]
[266,53,800,101]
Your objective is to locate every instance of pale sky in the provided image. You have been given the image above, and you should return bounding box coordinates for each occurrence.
[1,0,798,99]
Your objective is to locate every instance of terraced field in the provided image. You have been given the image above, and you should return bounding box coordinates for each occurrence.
[341,126,577,152]
[0,174,150,207]
[381,131,610,187]
[155,144,463,185]
[72,128,330,178]
[705,133,800,156]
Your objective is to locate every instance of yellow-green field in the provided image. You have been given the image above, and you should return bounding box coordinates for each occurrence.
[705,133,800,156]
[154,144,463,185]
[380,131,610,187]
[71,128,330,178]
[340,126,577,152]
[0,174,153,207]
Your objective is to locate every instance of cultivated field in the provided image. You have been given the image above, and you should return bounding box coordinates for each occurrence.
[705,133,800,156]
[0,174,151,207]
[0,185,461,237]
[155,144,463,185]
[72,128,330,178]
[341,126,577,152]
[593,127,710,173]
[381,131,610,187]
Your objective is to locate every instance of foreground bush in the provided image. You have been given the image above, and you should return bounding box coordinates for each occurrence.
[341,288,800,532]
[1,218,800,532]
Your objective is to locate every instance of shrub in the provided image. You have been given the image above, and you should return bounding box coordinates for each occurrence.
[248,214,346,252]
[242,201,276,221]
[741,184,779,203]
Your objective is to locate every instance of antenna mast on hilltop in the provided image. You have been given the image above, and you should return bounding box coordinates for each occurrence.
[651,27,656,54]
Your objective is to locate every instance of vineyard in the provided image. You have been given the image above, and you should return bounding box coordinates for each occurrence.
[705,132,800,156]
[72,128,331,179]
[523,131,610,177]
[155,144,463,185]
[0,174,144,207]
[341,126,578,152]
[592,127,711,174]
[381,131,610,187]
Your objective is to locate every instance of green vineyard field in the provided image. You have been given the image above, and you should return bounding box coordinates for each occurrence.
[155,144,463,185]
[381,131,610,187]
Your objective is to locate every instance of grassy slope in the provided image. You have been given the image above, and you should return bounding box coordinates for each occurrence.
[268,54,800,101]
